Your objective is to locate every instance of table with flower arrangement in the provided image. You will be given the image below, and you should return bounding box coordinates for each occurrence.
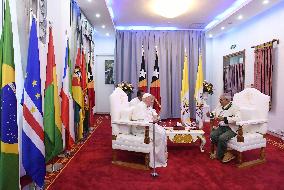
[164,126,206,152]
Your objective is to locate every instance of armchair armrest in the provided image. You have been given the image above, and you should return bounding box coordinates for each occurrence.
[236,119,268,126]
[112,120,152,127]
[112,120,152,144]
[236,119,268,142]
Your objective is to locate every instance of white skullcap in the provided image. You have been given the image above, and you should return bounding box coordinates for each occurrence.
[142,93,152,99]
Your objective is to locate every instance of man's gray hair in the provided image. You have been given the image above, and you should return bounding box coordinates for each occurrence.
[221,93,232,101]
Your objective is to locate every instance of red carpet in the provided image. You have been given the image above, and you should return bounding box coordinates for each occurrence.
[48,115,284,190]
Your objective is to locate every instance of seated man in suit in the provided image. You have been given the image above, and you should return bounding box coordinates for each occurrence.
[207,94,241,163]
[129,90,144,107]
[132,93,167,168]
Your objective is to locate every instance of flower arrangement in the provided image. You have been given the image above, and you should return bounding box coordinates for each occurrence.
[116,81,134,95]
[203,80,214,95]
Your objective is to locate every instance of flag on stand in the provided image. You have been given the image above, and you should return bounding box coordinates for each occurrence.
[0,1,19,189]
[72,48,84,140]
[22,18,45,188]
[44,27,63,162]
[138,48,147,92]
[181,54,191,126]
[61,40,75,151]
[87,59,95,128]
[150,50,161,113]
[81,51,89,136]
[194,52,204,128]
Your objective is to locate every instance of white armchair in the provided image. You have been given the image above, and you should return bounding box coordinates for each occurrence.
[227,88,270,168]
[109,88,152,170]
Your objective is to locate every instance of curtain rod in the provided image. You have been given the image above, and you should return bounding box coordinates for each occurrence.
[223,49,245,58]
[251,39,279,49]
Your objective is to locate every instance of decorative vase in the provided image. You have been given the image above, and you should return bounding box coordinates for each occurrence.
[203,92,209,106]
[202,92,210,122]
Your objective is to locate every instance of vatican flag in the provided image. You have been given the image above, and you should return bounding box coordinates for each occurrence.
[181,54,190,126]
[194,52,204,128]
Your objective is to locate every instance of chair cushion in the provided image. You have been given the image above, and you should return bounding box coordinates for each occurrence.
[112,134,152,153]
[227,133,266,152]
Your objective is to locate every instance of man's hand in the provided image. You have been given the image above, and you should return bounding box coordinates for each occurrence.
[217,116,224,121]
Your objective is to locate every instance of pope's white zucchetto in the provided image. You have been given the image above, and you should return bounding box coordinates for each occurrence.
[142,93,152,99]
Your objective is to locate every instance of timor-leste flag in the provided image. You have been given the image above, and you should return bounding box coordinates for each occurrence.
[44,27,63,162]
[87,60,95,128]
[72,48,84,140]
[0,1,19,189]
[150,51,161,113]
[138,50,147,92]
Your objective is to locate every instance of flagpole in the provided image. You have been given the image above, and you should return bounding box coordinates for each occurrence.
[151,122,159,178]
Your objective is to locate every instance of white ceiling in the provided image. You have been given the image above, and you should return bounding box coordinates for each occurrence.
[111,0,235,29]
[77,0,115,37]
[77,0,283,38]
[206,0,283,38]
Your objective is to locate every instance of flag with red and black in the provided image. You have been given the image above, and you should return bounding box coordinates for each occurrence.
[138,48,147,92]
[150,50,161,113]
[87,59,95,128]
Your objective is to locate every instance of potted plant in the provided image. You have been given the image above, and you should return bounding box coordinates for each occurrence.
[116,81,134,101]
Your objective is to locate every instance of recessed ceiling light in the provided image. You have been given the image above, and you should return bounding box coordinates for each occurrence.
[263,0,269,4]
[209,34,213,38]
[106,33,110,36]
[221,26,225,30]
[237,15,243,20]
[95,13,100,18]
[102,25,106,28]
[87,0,92,2]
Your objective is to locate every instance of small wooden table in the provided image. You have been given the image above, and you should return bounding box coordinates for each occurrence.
[164,127,206,152]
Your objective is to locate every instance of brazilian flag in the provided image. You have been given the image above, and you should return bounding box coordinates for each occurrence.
[0,1,19,190]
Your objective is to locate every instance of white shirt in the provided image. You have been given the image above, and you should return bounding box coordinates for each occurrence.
[211,102,241,132]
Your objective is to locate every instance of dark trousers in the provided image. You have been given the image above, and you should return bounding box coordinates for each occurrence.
[210,126,236,160]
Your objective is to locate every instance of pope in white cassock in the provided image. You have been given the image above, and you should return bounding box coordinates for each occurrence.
[131,93,168,168]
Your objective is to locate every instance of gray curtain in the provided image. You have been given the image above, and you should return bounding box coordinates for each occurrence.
[115,30,206,119]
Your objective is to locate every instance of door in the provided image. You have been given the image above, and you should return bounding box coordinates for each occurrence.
[95,55,114,113]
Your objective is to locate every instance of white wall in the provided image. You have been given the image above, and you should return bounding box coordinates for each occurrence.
[94,35,115,113]
[206,2,284,133]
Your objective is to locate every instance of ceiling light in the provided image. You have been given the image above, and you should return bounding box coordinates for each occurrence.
[87,0,92,2]
[95,13,100,18]
[221,26,225,30]
[106,33,110,36]
[151,0,192,18]
[237,15,243,20]
[102,25,106,28]
[263,0,269,4]
[209,34,213,38]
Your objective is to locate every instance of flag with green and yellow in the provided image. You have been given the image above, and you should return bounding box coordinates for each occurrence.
[0,1,19,189]
[44,27,63,162]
